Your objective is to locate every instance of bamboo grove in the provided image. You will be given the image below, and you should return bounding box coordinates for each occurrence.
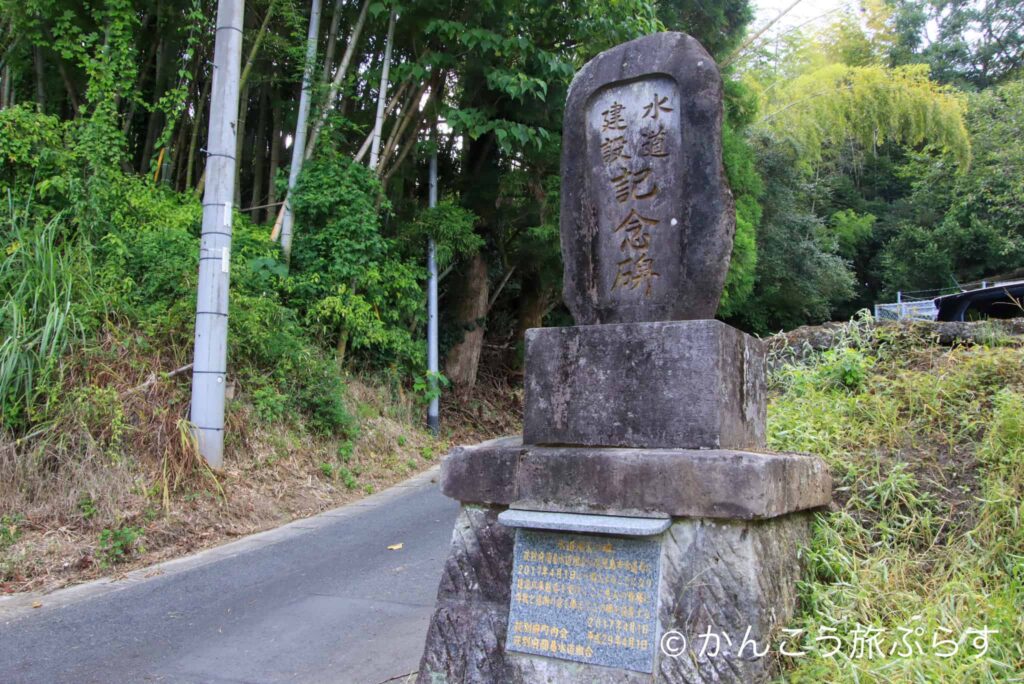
[1,0,1022,411]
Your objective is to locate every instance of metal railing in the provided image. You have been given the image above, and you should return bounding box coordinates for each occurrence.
[874,280,1023,321]
[873,299,938,321]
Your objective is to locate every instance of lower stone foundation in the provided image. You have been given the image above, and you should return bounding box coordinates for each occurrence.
[418,320,829,682]
[417,505,811,683]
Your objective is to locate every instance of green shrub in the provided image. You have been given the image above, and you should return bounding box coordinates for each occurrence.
[820,347,874,391]
[0,514,25,548]
[0,105,65,195]
[122,226,198,322]
[0,109,362,445]
[97,525,145,565]
[338,466,359,490]
[337,439,355,463]
[289,152,426,371]
[68,385,129,463]
[230,294,355,436]
[252,385,289,424]
[78,496,98,521]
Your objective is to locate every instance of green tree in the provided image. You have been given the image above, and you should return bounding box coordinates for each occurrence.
[732,9,975,329]
[886,0,1024,88]
[657,0,753,59]
[400,0,661,388]
[731,133,856,333]
[879,79,1024,292]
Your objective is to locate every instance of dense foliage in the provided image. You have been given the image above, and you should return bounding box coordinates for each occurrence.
[725,1,1022,331]
[0,0,1021,409]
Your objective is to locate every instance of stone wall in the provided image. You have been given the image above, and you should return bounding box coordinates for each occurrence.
[769,317,1024,362]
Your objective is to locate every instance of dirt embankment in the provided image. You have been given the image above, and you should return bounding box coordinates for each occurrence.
[0,374,521,596]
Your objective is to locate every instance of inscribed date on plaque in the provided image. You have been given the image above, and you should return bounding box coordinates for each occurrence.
[505,528,663,673]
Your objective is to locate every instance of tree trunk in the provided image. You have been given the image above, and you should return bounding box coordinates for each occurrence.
[445,252,489,394]
[278,0,322,261]
[380,120,422,188]
[56,58,80,117]
[186,74,211,190]
[378,80,428,174]
[250,90,269,222]
[234,80,251,206]
[141,36,170,174]
[321,0,344,83]
[513,273,550,368]
[368,9,396,172]
[169,112,189,190]
[446,104,501,390]
[353,78,410,163]
[0,65,10,110]
[33,46,45,110]
[238,0,276,93]
[303,0,370,160]
[268,87,282,218]
[336,327,348,366]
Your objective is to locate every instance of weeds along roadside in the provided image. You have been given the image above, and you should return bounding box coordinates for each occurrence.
[0,103,504,594]
[769,316,1024,682]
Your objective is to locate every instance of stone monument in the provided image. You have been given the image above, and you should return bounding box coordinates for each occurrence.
[417,32,831,684]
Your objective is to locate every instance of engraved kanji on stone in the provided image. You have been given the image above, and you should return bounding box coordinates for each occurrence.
[620,230,651,252]
[642,93,672,120]
[600,135,631,164]
[613,209,659,239]
[639,124,669,157]
[613,254,659,295]
[601,101,628,131]
[610,167,659,203]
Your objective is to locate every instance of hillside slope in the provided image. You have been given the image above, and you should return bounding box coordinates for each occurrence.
[769,318,1023,681]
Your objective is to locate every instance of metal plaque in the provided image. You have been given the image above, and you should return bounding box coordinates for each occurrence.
[505,528,662,673]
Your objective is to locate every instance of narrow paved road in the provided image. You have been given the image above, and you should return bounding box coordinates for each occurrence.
[0,468,457,684]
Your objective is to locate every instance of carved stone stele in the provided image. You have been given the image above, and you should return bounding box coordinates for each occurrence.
[560,32,736,325]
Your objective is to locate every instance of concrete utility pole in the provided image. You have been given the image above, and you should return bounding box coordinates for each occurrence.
[190,0,245,468]
[368,9,396,172]
[427,151,440,434]
[280,0,322,261]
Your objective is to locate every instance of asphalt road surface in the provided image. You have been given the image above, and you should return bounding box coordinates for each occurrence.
[0,467,457,684]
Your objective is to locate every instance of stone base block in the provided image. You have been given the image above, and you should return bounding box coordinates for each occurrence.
[441,437,831,520]
[417,505,812,683]
[523,320,766,449]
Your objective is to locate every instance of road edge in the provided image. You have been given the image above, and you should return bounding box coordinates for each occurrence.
[0,464,442,622]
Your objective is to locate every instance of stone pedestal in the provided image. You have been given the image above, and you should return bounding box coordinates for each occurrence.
[417,323,831,684]
[418,505,815,684]
[523,321,765,449]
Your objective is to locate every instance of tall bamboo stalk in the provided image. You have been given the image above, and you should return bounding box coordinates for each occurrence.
[368,9,396,172]
[303,0,370,160]
[279,0,322,262]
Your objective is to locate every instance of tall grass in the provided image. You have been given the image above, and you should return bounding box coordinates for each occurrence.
[770,321,1024,682]
[0,195,85,430]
